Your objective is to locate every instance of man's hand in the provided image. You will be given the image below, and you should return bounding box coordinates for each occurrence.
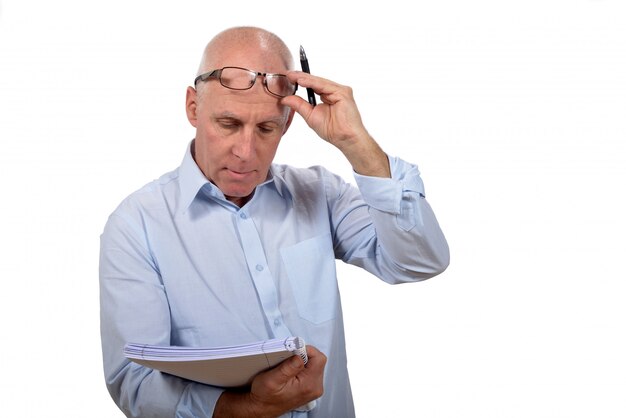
[213,345,326,418]
[282,71,391,178]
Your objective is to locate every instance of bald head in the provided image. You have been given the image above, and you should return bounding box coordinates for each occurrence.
[196,27,294,76]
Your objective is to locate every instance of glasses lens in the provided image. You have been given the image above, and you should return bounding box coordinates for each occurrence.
[266,74,296,97]
[220,67,255,90]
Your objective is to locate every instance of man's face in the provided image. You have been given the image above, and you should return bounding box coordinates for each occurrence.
[186,66,293,207]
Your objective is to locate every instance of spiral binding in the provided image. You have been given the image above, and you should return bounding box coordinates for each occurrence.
[283,337,308,364]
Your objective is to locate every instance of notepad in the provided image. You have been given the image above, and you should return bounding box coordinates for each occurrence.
[124,336,308,388]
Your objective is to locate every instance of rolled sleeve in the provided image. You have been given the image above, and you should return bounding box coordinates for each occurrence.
[347,154,449,280]
[354,155,427,230]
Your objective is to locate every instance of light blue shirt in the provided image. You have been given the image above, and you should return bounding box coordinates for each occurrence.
[100,141,449,418]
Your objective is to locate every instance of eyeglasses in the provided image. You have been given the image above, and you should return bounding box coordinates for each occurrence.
[194,66,298,98]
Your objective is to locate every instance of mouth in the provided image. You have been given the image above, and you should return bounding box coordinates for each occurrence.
[225,168,256,180]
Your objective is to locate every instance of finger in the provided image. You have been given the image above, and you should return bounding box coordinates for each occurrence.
[287,71,343,96]
[275,354,305,381]
[303,345,328,369]
[298,346,326,396]
[305,345,324,357]
[281,95,314,122]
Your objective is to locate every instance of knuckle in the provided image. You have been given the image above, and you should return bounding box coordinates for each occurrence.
[342,85,354,96]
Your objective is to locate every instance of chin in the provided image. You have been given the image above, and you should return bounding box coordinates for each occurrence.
[223,186,255,201]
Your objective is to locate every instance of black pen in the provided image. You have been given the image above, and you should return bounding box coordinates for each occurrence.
[299,45,316,106]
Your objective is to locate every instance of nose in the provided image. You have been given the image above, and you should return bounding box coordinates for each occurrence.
[232,128,256,161]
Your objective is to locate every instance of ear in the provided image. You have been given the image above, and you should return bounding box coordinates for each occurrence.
[185,86,199,128]
[282,108,296,135]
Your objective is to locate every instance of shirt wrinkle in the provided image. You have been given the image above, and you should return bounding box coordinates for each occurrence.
[100,141,449,418]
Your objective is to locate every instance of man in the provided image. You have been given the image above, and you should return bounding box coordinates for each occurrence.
[100,26,449,417]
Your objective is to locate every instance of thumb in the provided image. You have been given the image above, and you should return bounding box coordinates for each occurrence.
[275,355,305,382]
[281,95,314,123]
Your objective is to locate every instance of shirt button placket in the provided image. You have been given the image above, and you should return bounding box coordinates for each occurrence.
[235,210,291,338]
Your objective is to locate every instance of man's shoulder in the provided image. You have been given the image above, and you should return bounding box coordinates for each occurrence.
[271,163,341,184]
[270,163,353,203]
[111,167,181,217]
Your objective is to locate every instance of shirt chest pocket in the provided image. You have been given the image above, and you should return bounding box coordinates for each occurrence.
[280,233,339,324]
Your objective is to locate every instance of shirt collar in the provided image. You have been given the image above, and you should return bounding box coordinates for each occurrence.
[178,140,211,213]
[178,141,294,214]
[268,165,294,202]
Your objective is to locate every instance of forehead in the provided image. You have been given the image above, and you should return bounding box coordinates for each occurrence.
[202,84,289,121]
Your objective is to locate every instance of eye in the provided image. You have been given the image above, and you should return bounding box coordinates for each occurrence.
[217,119,241,130]
[258,124,279,134]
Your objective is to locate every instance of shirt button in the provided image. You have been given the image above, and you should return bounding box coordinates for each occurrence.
[239,212,247,219]
[256,264,264,272]
[274,319,281,326]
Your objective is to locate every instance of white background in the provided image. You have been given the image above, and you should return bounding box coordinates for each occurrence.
[1,0,625,416]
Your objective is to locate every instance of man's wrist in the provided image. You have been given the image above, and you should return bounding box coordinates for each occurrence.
[339,134,391,178]
[213,391,281,418]
[213,391,256,418]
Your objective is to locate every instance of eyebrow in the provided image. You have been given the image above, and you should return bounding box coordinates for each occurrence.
[214,111,286,125]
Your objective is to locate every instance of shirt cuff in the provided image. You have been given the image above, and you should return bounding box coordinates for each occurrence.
[353,155,425,214]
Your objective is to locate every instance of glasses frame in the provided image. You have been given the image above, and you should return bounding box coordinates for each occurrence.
[193,66,298,98]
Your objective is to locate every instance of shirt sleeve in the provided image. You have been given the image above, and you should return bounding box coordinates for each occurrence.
[329,154,450,283]
[99,209,224,417]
